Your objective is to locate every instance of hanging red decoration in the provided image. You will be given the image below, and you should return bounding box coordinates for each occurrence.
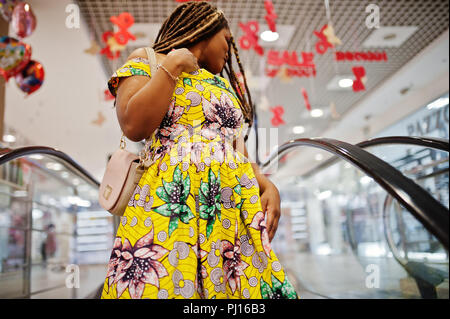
[313,24,341,55]
[110,12,136,45]
[264,0,277,32]
[100,31,120,60]
[269,106,285,127]
[238,21,264,56]
[104,89,115,101]
[266,50,316,78]
[301,88,311,111]
[335,51,388,62]
[352,66,366,92]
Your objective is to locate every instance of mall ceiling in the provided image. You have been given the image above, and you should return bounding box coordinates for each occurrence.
[75,0,449,150]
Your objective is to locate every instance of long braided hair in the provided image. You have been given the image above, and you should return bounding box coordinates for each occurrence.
[152,1,254,136]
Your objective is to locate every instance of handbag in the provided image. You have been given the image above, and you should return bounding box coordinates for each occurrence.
[98,47,158,216]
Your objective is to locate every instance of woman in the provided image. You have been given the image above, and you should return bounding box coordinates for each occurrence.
[101,1,298,299]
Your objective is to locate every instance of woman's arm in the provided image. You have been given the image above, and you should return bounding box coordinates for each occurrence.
[233,134,281,242]
[115,48,183,142]
[115,48,198,142]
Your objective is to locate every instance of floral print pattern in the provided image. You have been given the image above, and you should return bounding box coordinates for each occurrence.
[102,58,298,299]
[111,227,169,299]
[153,166,194,236]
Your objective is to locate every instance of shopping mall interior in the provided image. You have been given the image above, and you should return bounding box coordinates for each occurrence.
[0,0,448,299]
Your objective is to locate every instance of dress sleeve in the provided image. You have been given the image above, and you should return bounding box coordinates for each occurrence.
[107,57,152,97]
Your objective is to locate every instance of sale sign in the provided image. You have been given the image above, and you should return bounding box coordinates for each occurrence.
[266,50,316,78]
[335,51,388,62]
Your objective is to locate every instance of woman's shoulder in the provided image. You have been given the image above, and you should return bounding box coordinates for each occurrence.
[127,47,148,60]
[127,47,167,64]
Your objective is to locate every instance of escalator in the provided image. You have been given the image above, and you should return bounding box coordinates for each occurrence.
[0,146,116,298]
[0,136,448,299]
[259,136,448,299]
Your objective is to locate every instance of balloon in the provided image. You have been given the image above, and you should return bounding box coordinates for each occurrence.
[0,0,20,21]
[14,60,44,95]
[11,2,36,38]
[0,36,32,81]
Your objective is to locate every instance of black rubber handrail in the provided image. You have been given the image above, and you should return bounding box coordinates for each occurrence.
[0,146,100,187]
[259,137,449,250]
[357,136,449,152]
[290,136,449,179]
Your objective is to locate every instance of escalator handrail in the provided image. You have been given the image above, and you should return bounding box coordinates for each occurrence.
[278,136,449,179]
[356,136,449,152]
[0,146,100,187]
[258,137,449,251]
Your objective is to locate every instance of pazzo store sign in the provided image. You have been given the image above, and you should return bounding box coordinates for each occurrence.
[406,102,449,138]
[376,95,449,139]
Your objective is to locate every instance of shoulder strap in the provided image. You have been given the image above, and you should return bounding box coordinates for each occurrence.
[144,47,158,76]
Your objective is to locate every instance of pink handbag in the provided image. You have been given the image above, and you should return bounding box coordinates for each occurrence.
[98,47,158,216]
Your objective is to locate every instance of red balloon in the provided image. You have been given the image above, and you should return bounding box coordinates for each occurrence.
[0,0,20,21]
[11,2,36,38]
[14,60,44,95]
[0,36,32,81]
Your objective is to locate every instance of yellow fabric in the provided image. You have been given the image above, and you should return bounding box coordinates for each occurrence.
[101,58,298,299]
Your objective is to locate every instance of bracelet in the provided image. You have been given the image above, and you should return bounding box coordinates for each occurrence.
[157,63,179,83]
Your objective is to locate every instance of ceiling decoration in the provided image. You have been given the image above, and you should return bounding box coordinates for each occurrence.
[75,0,449,150]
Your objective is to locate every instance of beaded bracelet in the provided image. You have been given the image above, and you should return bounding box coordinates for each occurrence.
[157,63,179,83]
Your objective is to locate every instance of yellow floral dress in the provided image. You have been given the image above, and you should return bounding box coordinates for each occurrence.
[101,57,298,299]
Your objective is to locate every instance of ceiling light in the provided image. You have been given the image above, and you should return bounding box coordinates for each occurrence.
[46,162,64,171]
[61,172,70,178]
[310,109,324,118]
[315,154,323,161]
[292,125,305,134]
[260,30,279,42]
[2,134,16,143]
[427,97,449,109]
[338,78,353,88]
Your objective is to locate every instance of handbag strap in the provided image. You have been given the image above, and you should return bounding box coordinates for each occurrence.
[118,47,157,166]
[144,47,158,76]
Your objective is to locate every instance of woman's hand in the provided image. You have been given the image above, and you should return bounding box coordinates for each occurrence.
[166,48,200,74]
[259,179,281,243]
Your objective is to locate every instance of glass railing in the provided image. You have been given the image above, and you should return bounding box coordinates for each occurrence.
[0,146,115,298]
[260,137,449,299]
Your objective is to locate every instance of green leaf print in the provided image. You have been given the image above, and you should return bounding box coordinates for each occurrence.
[182,174,190,202]
[168,216,179,236]
[260,274,298,299]
[198,169,222,238]
[183,78,193,87]
[233,184,241,195]
[156,186,170,203]
[206,217,216,239]
[153,165,194,236]
[153,203,172,217]
[260,277,272,299]
[236,198,245,210]
[171,166,181,183]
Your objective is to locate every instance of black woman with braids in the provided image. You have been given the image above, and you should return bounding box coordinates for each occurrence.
[101,1,298,299]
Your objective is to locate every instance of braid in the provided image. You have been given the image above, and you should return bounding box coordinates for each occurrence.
[228,36,254,128]
[151,1,254,132]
